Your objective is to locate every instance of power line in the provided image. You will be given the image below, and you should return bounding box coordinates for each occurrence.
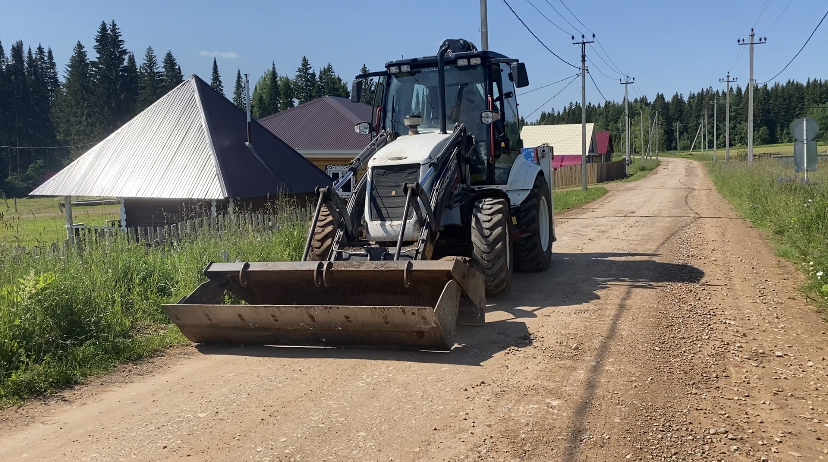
[525,74,580,118]
[558,0,593,35]
[503,0,579,69]
[522,73,580,94]
[759,8,828,84]
[0,143,95,150]
[766,0,793,32]
[587,47,622,78]
[754,0,773,28]
[543,0,582,35]
[525,0,572,36]
[588,72,608,102]
[594,39,626,76]
[586,57,616,80]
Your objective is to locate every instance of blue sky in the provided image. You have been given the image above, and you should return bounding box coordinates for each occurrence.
[2,0,826,122]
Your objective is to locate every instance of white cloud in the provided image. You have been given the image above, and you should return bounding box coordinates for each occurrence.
[199,50,239,59]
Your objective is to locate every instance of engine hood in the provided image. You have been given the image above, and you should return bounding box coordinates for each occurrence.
[368,133,453,167]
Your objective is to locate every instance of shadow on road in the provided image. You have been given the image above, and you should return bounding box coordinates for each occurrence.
[196,252,703,368]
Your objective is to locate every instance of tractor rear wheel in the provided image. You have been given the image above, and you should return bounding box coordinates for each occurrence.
[471,197,512,296]
[514,174,553,272]
[307,205,335,261]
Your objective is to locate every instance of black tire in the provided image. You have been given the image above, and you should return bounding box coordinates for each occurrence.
[307,205,335,261]
[514,174,553,272]
[471,197,512,296]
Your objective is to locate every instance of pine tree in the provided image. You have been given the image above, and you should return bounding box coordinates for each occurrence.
[45,48,59,103]
[210,58,224,95]
[0,40,7,154]
[137,46,162,110]
[5,41,34,193]
[278,75,295,110]
[358,64,376,104]
[161,51,183,92]
[294,56,316,104]
[266,62,280,114]
[120,52,139,119]
[232,69,244,109]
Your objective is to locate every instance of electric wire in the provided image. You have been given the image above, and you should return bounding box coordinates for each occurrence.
[586,57,617,80]
[522,73,581,94]
[525,74,580,118]
[588,71,608,102]
[0,143,96,150]
[558,0,593,35]
[729,46,746,73]
[556,0,627,78]
[759,7,828,84]
[543,0,582,35]
[754,0,773,28]
[503,0,579,69]
[587,46,623,78]
[525,0,572,36]
[595,39,626,76]
[766,0,793,33]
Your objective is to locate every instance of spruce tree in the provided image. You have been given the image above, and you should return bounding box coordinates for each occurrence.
[161,51,183,92]
[278,75,295,110]
[266,62,280,114]
[210,58,224,95]
[232,69,244,109]
[6,41,34,192]
[137,46,162,110]
[358,64,376,104]
[45,48,59,103]
[120,52,139,119]
[90,21,128,136]
[251,66,279,117]
[294,56,316,104]
[52,41,95,161]
[0,41,7,153]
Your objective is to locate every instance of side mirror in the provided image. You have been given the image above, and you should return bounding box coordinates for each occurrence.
[510,63,529,88]
[354,122,371,134]
[480,111,501,125]
[351,80,363,103]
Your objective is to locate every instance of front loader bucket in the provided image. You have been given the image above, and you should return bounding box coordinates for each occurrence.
[163,259,485,351]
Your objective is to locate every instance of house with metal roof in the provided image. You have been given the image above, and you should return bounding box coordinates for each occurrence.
[31,75,330,228]
[258,96,372,196]
[595,131,614,162]
[521,123,598,168]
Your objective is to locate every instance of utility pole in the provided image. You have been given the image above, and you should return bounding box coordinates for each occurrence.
[640,107,644,161]
[704,103,709,157]
[711,98,717,161]
[738,29,767,163]
[719,73,737,161]
[620,77,634,173]
[655,111,659,159]
[480,0,489,51]
[573,34,594,190]
[676,122,680,155]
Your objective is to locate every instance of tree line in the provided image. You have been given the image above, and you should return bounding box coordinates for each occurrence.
[535,78,828,155]
[0,20,365,197]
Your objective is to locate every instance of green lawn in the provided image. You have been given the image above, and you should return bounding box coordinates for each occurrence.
[553,187,608,213]
[0,197,119,246]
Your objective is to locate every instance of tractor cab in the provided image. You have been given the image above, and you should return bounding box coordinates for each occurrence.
[353,39,529,185]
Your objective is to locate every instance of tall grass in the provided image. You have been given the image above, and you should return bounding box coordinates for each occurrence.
[708,160,828,308]
[0,201,307,403]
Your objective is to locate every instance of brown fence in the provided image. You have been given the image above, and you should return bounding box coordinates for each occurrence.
[554,160,626,188]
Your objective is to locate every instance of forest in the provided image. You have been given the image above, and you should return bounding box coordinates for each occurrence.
[0,21,360,196]
[535,77,828,155]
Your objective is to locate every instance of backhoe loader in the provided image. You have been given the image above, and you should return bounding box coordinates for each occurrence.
[165,39,555,351]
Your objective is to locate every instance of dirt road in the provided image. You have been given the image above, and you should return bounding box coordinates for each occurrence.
[2,158,827,461]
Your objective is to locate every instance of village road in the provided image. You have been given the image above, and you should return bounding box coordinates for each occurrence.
[2,158,827,461]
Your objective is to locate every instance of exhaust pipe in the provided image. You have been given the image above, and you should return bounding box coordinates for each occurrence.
[437,43,450,134]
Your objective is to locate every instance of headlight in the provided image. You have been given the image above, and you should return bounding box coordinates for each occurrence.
[388,66,400,74]
[470,57,481,65]
[400,64,411,72]
[456,58,469,67]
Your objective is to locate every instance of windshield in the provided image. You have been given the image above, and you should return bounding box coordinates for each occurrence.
[384,65,487,137]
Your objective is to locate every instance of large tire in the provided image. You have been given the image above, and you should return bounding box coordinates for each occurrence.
[514,174,553,272]
[471,197,512,296]
[307,205,335,261]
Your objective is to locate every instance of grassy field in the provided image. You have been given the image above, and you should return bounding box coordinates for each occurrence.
[554,187,608,213]
[707,160,828,312]
[0,202,306,404]
[0,197,119,246]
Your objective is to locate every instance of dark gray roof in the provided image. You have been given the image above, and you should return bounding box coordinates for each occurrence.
[258,96,373,151]
[32,75,330,199]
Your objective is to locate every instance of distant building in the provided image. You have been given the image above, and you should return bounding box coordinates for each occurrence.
[521,123,598,167]
[258,97,373,197]
[31,75,330,228]
[595,131,614,163]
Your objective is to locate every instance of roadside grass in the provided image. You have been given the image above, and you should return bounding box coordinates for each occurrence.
[619,158,661,182]
[707,160,828,312]
[0,197,119,246]
[0,201,306,405]
[554,187,608,213]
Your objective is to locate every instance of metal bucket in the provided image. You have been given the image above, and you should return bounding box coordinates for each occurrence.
[163,258,485,351]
